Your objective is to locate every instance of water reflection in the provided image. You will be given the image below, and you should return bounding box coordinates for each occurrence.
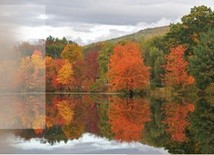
[108,97,151,142]
[0,95,45,129]
[190,98,214,154]
[162,101,194,143]
[0,94,213,154]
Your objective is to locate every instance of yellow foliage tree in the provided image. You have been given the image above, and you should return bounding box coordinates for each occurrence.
[61,44,83,64]
[56,60,74,85]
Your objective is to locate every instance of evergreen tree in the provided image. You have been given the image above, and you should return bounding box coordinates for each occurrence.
[190,29,214,89]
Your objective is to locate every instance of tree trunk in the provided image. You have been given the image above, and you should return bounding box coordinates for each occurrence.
[129,89,134,98]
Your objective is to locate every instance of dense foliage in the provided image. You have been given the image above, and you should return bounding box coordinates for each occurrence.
[190,29,214,89]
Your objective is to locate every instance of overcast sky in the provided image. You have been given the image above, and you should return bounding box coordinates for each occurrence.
[0,0,213,45]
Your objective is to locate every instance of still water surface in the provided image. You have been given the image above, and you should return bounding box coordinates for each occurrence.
[0,94,213,154]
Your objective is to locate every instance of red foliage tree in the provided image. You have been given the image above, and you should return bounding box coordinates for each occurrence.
[71,51,99,91]
[163,46,194,87]
[71,60,85,90]
[107,42,150,92]
[46,58,65,91]
[84,51,99,81]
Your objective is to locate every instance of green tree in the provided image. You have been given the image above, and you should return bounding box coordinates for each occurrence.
[97,42,114,80]
[190,29,214,89]
[46,36,70,59]
[142,36,166,87]
[164,5,214,56]
[92,42,114,91]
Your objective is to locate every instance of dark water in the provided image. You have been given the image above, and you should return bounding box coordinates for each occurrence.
[0,94,213,154]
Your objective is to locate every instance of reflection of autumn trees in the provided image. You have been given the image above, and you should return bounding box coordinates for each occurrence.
[108,97,151,142]
[190,99,214,154]
[56,100,74,125]
[46,96,80,132]
[11,94,210,154]
[23,95,90,142]
[15,95,45,130]
[81,95,100,134]
[45,95,99,141]
[143,98,167,147]
[162,102,195,143]
[98,100,114,140]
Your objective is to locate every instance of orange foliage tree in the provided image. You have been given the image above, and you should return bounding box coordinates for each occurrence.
[46,58,65,91]
[163,46,194,87]
[162,102,195,143]
[108,97,151,142]
[107,42,150,92]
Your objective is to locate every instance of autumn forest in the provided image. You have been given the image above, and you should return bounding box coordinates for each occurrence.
[0,6,213,96]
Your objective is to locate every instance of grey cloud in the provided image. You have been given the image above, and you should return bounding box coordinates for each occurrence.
[109,29,127,34]
[71,37,85,45]
[0,0,213,45]
[44,0,184,26]
[0,5,45,60]
[72,27,93,33]
[1,0,213,27]
[0,5,45,27]
[45,0,214,26]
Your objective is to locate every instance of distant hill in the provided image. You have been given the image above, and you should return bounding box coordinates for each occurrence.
[84,26,170,51]
[108,25,170,43]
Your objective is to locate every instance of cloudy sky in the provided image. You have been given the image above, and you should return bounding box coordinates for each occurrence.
[0,0,213,45]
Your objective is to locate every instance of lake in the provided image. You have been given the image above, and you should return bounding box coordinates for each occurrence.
[0,94,213,154]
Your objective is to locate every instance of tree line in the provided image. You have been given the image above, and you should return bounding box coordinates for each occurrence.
[0,5,213,95]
